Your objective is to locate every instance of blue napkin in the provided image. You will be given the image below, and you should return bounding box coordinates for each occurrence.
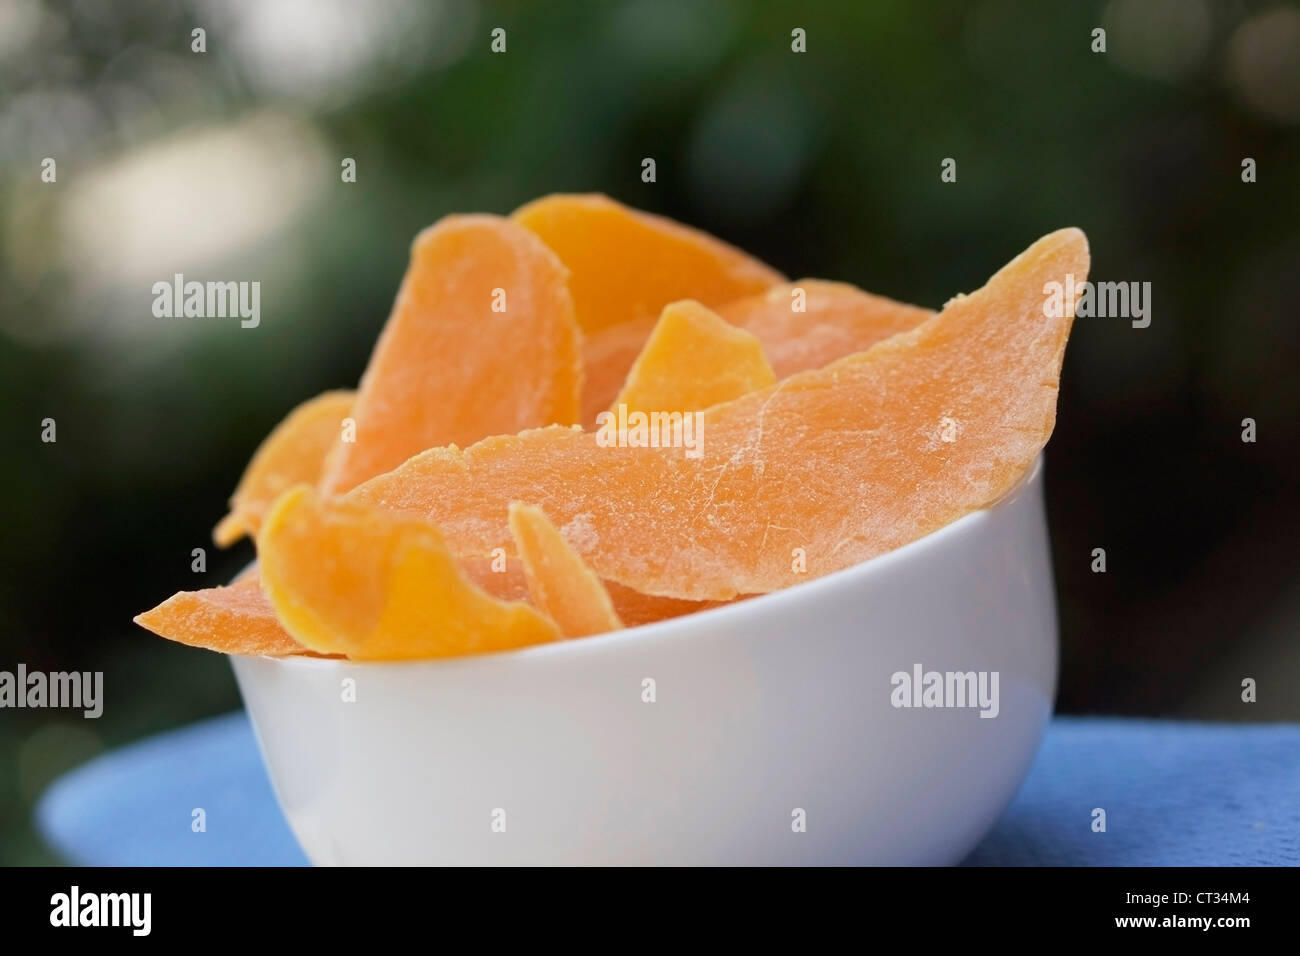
[964,718,1299,865]
[39,712,308,866]
[36,713,1299,866]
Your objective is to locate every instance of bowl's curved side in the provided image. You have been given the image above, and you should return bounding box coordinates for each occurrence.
[232,461,1057,865]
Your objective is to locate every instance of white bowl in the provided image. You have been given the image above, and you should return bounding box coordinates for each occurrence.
[232,457,1056,865]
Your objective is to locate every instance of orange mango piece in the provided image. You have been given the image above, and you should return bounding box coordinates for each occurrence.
[613,301,775,414]
[579,316,657,425]
[258,486,560,660]
[453,547,724,627]
[603,580,736,628]
[580,281,932,421]
[466,547,728,627]
[512,194,782,336]
[320,214,581,495]
[349,229,1088,601]
[135,554,718,657]
[133,555,529,659]
[716,280,935,380]
[508,503,623,638]
[213,390,355,547]
[134,572,310,657]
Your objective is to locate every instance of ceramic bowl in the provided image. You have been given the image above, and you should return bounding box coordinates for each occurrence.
[232,457,1056,865]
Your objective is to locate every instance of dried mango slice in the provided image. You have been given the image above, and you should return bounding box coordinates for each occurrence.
[258,486,560,660]
[579,317,657,425]
[603,580,736,628]
[512,194,782,336]
[135,554,715,657]
[133,556,525,660]
[320,215,582,495]
[580,281,932,421]
[716,280,935,379]
[349,229,1088,601]
[508,503,622,638]
[614,301,775,414]
[213,390,355,547]
[134,573,310,657]
[464,548,727,627]
[458,553,530,602]
[458,547,722,626]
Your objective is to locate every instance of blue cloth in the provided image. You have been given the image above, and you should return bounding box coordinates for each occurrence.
[36,714,1299,866]
[964,719,1299,866]
[39,713,308,866]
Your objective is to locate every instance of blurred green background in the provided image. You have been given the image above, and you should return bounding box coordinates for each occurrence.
[2,0,1298,863]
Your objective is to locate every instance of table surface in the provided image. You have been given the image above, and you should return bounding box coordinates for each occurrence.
[35,713,1300,866]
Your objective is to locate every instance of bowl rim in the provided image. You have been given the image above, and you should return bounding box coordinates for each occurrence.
[241,455,1045,672]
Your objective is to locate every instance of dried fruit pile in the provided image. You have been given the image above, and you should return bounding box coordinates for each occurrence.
[136,195,1088,661]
